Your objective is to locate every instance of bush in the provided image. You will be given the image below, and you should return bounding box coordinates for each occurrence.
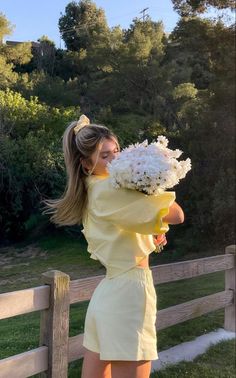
[0,89,80,243]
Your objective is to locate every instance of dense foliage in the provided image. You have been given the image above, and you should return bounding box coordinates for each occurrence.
[0,1,235,247]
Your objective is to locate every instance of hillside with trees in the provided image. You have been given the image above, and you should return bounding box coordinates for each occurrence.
[0,0,235,249]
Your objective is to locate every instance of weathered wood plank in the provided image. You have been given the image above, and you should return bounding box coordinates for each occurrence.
[70,275,105,304]
[0,346,48,378]
[152,254,235,285]
[68,334,86,362]
[157,290,234,330]
[224,245,236,332]
[0,286,50,320]
[40,270,70,378]
[69,254,234,304]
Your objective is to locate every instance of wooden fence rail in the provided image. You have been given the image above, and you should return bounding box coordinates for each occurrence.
[0,245,235,378]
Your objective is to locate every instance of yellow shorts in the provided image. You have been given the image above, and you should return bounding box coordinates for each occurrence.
[83,266,158,361]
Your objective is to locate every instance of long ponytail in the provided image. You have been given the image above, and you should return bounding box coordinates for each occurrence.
[43,119,118,226]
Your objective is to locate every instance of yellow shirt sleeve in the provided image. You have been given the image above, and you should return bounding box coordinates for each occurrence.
[89,177,176,235]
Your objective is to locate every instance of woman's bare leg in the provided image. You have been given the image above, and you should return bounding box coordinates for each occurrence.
[81,349,111,378]
[111,360,152,378]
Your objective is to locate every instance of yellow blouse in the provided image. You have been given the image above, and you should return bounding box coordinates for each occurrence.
[82,175,176,278]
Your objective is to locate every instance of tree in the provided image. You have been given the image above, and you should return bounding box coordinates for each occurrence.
[0,12,13,42]
[0,55,18,89]
[58,0,109,51]
[22,71,82,107]
[96,19,168,116]
[33,36,56,74]
[57,1,112,112]
[169,19,235,244]
[0,89,80,242]
[172,0,235,16]
[0,14,32,89]
[167,17,220,89]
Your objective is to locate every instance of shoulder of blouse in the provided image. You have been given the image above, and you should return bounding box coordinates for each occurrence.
[86,174,109,188]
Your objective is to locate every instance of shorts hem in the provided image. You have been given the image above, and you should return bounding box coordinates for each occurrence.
[83,341,100,354]
[99,352,159,361]
[83,342,158,361]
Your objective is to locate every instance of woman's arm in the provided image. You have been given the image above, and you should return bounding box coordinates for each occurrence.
[162,201,184,224]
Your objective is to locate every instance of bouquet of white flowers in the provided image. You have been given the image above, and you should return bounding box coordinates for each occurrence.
[107,136,191,195]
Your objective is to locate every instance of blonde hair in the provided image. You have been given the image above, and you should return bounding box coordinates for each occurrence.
[43,120,119,226]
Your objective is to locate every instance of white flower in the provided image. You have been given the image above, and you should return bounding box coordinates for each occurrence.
[107,136,191,194]
[157,135,168,147]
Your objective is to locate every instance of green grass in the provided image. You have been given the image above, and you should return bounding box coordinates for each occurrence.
[0,234,235,377]
[0,233,104,293]
[151,339,236,378]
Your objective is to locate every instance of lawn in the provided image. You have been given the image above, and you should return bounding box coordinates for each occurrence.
[151,339,235,378]
[0,233,235,377]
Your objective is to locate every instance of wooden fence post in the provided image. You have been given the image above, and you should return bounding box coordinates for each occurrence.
[39,270,70,378]
[224,245,236,332]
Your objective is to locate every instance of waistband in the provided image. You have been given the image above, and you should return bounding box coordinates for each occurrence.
[105,266,153,281]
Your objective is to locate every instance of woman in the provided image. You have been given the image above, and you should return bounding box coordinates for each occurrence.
[44,115,184,378]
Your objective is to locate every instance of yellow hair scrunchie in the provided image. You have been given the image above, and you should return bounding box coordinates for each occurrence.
[74,114,90,135]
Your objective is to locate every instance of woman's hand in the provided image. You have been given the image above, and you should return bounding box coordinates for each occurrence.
[153,234,167,246]
[153,234,167,252]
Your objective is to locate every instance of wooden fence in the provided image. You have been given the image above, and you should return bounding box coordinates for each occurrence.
[0,245,235,377]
